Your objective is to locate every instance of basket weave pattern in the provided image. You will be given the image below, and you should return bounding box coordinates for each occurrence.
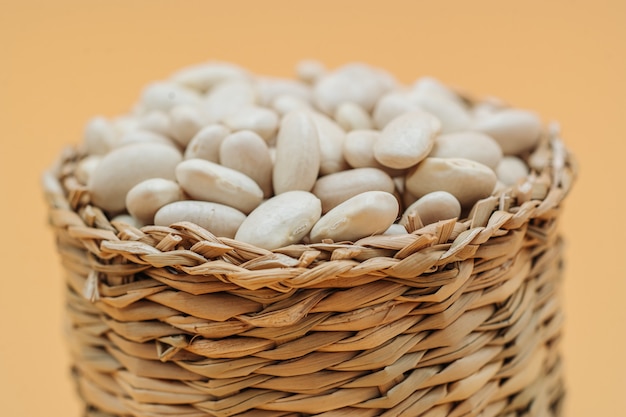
[45,132,575,416]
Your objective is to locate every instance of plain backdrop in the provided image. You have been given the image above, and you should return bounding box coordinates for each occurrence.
[1,1,625,416]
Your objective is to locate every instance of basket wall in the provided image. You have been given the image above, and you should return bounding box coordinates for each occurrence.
[45,133,576,417]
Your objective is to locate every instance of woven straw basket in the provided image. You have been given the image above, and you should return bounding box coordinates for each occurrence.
[44,123,576,417]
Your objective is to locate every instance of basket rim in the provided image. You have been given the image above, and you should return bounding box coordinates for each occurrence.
[43,125,577,291]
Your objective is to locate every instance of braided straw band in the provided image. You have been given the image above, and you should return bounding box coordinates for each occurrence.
[44,126,576,417]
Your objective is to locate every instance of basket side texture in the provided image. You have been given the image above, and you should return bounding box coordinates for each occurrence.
[44,130,576,417]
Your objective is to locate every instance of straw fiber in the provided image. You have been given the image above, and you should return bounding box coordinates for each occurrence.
[44,127,576,416]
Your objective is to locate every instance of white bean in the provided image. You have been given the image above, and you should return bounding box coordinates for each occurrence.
[342,130,404,177]
[116,130,177,148]
[496,156,530,186]
[235,191,322,250]
[112,114,141,136]
[400,191,462,227]
[296,59,326,84]
[472,97,508,119]
[255,77,311,107]
[111,214,144,229]
[472,109,542,155]
[171,61,250,92]
[203,80,257,123]
[309,191,399,243]
[314,63,394,114]
[343,129,382,169]
[83,116,118,155]
[405,157,497,209]
[312,167,395,213]
[140,82,201,112]
[430,131,503,170]
[176,159,263,214]
[155,201,245,238]
[88,143,182,213]
[272,110,321,194]
[184,124,231,162]
[137,110,172,137]
[411,77,465,106]
[383,224,409,235]
[169,105,206,147]
[75,155,101,185]
[219,130,273,197]
[407,89,472,133]
[374,111,441,169]
[125,178,184,225]
[372,92,418,129]
[223,106,279,141]
[334,102,373,131]
[312,112,349,175]
[271,94,312,116]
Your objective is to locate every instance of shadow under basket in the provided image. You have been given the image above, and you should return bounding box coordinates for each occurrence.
[44,129,576,417]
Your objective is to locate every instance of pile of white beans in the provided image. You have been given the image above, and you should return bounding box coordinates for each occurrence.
[78,61,541,250]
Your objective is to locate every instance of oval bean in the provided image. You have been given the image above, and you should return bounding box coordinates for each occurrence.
[169,105,206,147]
[296,59,326,84]
[272,110,321,194]
[400,191,462,227]
[372,92,418,129]
[171,61,249,92]
[155,201,246,238]
[219,130,273,197]
[408,91,472,133]
[312,112,349,175]
[235,191,322,250]
[342,130,405,177]
[255,77,311,107]
[116,130,177,148]
[140,82,201,112]
[314,63,393,114]
[312,167,395,213]
[334,102,373,131]
[176,158,263,214]
[271,94,312,116]
[405,157,497,209]
[204,80,257,123]
[111,214,144,229]
[309,191,399,243]
[126,178,184,224]
[496,156,530,186]
[408,79,471,133]
[411,77,465,106]
[137,110,172,137]
[223,106,279,141]
[83,116,118,155]
[383,224,409,235]
[473,108,542,155]
[374,111,441,169]
[75,155,101,186]
[430,131,503,170]
[184,124,231,162]
[88,142,182,213]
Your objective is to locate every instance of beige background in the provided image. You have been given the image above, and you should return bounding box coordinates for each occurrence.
[1,1,624,415]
